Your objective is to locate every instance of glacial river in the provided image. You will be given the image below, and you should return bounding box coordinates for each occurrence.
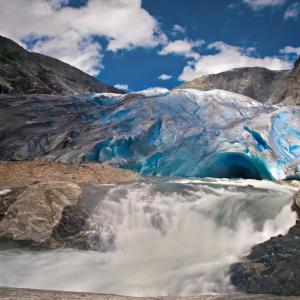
[0,178,297,296]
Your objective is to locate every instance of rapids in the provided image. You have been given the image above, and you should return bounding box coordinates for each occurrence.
[0,178,297,296]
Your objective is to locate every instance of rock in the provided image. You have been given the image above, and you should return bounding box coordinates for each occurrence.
[269,56,300,105]
[0,35,121,95]
[230,220,300,296]
[0,161,140,187]
[0,161,140,249]
[180,67,286,103]
[292,189,300,218]
[179,55,300,106]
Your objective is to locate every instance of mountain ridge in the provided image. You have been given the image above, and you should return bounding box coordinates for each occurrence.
[0,35,121,95]
[180,56,300,105]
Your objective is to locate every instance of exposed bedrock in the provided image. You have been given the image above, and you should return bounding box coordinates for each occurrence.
[0,35,121,95]
[0,161,140,249]
[0,89,300,180]
[230,190,300,296]
[180,55,300,106]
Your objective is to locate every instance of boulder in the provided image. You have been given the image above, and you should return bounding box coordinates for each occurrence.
[292,189,300,217]
[0,161,140,249]
[230,220,300,295]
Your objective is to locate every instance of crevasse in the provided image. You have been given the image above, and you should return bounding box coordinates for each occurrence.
[84,89,300,180]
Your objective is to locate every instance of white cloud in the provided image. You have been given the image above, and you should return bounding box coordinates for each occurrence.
[158,74,172,80]
[114,83,129,90]
[280,46,300,56]
[172,24,186,34]
[179,41,292,81]
[0,0,164,75]
[243,0,286,10]
[158,39,204,59]
[33,35,103,76]
[284,2,300,19]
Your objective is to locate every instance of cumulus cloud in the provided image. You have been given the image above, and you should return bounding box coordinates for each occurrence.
[114,83,129,90]
[172,24,186,35]
[280,46,300,56]
[158,74,172,80]
[284,2,300,19]
[179,42,292,81]
[243,0,286,10]
[158,39,204,59]
[0,0,164,75]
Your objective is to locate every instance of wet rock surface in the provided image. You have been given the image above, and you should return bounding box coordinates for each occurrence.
[0,161,139,249]
[230,219,300,295]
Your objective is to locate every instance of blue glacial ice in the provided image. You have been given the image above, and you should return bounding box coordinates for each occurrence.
[84,89,300,180]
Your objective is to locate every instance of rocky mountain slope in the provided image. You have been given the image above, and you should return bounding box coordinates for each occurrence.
[268,56,300,105]
[0,36,120,95]
[180,56,300,105]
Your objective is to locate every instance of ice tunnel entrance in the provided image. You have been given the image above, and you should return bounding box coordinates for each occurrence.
[200,152,272,180]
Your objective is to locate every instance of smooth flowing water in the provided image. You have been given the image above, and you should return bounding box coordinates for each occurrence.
[0,178,297,296]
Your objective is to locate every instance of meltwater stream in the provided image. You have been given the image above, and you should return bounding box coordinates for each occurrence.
[0,178,297,296]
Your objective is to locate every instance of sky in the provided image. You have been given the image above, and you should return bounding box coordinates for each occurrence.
[0,0,299,91]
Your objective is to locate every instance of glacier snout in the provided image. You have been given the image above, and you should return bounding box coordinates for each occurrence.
[84,89,300,180]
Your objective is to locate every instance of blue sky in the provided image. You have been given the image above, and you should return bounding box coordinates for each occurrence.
[0,0,299,91]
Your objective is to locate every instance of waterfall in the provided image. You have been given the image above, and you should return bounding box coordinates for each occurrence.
[0,178,297,296]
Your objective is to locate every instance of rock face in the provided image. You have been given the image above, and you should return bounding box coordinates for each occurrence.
[1,89,300,180]
[268,56,300,105]
[0,161,139,249]
[230,190,300,295]
[180,67,286,104]
[0,35,120,95]
[230,220,300,296]
[180,56,300,105]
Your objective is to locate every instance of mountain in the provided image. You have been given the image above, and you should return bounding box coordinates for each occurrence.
[0,36,120,95]
[180,56,300,105]
[268,56,300,105]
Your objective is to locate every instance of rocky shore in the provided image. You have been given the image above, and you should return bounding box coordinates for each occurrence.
[0,161,140,249]
[230,190,300,296]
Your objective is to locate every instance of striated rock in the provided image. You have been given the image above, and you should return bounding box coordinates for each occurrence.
[0,93,126,163]
[0,161,140,249]
[180,55,300,105]
[0,160,139,186]
[230,219,300,296]
[0,35,121,95]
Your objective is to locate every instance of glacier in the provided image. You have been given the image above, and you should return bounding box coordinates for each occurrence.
[83,88,300,180]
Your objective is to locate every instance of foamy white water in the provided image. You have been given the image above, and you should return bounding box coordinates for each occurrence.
[0,178,297,296]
